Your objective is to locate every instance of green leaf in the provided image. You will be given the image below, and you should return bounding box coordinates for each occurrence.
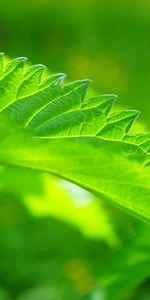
[17,64,46,98]
[82,94,117,115]
[123,133,150,153]
[97,110,140,140]
[0,55,150,222]
[35,106,106,137]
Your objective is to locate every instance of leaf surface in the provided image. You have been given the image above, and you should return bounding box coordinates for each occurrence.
[0,54,150,221]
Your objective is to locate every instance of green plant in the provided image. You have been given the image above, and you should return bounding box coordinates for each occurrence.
[0,53,149,221]
[0,54,150,300]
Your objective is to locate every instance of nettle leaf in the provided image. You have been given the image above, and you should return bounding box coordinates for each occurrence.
[0,54,150,221]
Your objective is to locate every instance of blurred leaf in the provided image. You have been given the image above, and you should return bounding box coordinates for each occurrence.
[99,221,150,300]
[25,174,118,246]
[0,166,118,246]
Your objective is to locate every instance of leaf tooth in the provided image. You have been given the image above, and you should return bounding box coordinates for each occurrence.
[135,133,150,146]
[24,64,46,79]
[82,94,117,115]
[123,133,150,144]
[4,57,27,76]
[40,73,66,90]
[62,79,91,103]
[17,65,46,98]
[0,57,28,111]
[143,155,150,166]
[140,140,150,153]
[97,110,140,140]
[28,80,91,129]
[107,110,140,123]
[123,134,137,144]
[123,133,150,153]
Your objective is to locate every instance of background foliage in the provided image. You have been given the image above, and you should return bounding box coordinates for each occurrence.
[0,1,150,299]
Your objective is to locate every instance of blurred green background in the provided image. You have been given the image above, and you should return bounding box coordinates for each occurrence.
[0,0,150,299]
